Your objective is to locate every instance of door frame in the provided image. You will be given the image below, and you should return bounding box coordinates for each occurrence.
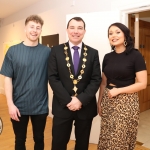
[121,5,150,26]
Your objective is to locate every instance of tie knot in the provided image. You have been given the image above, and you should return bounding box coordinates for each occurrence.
[72,46,79,51]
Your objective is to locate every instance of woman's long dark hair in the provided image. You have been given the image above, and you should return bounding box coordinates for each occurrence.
[108,22,134,54]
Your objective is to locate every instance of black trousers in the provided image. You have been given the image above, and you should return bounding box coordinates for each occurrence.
[51,112,93,150]
[11,113,48,150]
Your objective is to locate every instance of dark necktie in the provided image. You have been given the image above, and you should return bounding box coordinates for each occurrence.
[72,46,79,75]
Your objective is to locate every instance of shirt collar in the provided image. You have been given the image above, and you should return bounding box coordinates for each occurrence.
[68,41,82,50]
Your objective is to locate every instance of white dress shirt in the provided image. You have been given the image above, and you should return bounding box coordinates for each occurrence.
[68,41,82,64]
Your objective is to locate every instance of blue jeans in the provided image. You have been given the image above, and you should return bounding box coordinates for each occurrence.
[11,113,48,150]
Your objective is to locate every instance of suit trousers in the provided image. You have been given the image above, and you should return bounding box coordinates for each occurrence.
[11,113,48,150]
[51,112,93,150]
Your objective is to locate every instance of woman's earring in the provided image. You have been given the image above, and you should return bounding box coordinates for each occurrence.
[124,41,127,46]
[111,45,115,50]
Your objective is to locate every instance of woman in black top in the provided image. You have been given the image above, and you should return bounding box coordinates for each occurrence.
[97,23,147,150]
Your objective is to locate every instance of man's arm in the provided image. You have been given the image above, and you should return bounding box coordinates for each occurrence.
[4,77,20,121]
[48,47,71,107]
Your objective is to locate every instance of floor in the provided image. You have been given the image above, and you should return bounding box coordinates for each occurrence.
[137,109,150,148]
[0,94,150,150]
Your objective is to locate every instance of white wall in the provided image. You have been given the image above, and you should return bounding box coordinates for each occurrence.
[0,0,111,94]
[1,0,149,93]
[0,0,149,144]
[111,0,150,10]
[0,0,112,143]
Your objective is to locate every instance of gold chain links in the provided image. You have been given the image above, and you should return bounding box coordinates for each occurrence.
[64,43,88,96]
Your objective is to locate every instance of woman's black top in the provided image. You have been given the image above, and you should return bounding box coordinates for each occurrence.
[102,49,146,88]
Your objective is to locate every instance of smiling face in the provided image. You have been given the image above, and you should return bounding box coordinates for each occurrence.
[67,19,86,45]
[24,21,42,43]
[108,25,126,48]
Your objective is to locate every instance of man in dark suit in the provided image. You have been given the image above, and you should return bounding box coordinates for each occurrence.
[48,17,101,150]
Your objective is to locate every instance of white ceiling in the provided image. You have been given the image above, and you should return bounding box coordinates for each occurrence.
[0,0,150,22]
[0,0,42,18]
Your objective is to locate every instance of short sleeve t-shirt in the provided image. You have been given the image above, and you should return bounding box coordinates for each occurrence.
[0,42,51,115]
[102,49,146,88]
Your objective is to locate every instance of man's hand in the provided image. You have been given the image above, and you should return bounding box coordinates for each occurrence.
[67,97,82,111]
[8,104,21,121]
[4,77,20,121]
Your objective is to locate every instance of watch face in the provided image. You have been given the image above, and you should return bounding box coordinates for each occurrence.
[0,118,3,134]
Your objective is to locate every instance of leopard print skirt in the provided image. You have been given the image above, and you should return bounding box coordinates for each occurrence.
[97,88,140,150]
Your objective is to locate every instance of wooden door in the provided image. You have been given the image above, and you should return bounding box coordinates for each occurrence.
[138,23,150,112]
[139,34,150,112]
[42,34,59,48]
[129,16,150,112]
[141,35,150,111]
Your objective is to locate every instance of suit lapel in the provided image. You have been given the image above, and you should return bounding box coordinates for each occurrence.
[65,42,75,75]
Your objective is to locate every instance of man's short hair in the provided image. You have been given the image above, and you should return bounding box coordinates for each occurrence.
[67,17,86,29]
[25,15,44,26]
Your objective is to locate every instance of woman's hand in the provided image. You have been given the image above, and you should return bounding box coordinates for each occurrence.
[108,88,120,98]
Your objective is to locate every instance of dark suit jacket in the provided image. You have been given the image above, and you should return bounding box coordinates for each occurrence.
[48,42,101,120]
